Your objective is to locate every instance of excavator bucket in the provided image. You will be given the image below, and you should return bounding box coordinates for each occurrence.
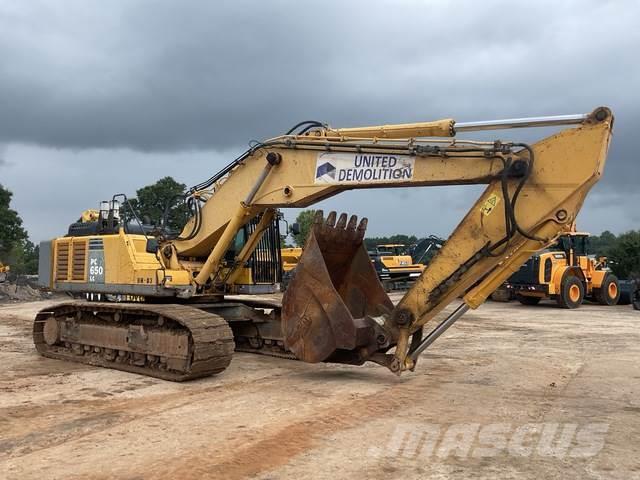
[282,211,394,365]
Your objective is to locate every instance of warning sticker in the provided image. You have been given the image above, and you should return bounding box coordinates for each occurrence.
[314,152,414,184]
[481,193,501,216]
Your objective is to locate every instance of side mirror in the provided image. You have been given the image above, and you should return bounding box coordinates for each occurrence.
[146,238,159,253]
[290,223,301,236]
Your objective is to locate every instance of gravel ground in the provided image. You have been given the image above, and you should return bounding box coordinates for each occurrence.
[0,297,638,479]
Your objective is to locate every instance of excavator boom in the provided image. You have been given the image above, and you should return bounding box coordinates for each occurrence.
[160,106,613,374]
[35,107,614,380]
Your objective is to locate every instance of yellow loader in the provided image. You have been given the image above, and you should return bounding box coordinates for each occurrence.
[508,230,619,308]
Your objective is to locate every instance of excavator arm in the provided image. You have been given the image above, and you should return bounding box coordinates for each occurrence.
[160,107,613,374]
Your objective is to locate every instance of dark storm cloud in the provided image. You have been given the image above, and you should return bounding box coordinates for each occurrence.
[1,2,638,150]
[0,0,638,240]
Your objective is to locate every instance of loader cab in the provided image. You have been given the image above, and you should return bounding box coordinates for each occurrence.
[553,233,589,266]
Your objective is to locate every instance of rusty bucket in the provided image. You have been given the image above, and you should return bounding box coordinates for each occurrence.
[282,211,394,365]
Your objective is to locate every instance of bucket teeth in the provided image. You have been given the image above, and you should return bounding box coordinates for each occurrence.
[347,215,358,232]
[356,218,367,243]
[313,210,368,246]
[326,211,337,227]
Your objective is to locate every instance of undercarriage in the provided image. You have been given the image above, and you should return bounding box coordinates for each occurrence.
[34,299,292,381]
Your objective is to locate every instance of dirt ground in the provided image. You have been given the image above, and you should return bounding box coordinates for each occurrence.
[1,296,638,480]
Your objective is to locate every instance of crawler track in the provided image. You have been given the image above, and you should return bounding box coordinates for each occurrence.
[33,302,235,381]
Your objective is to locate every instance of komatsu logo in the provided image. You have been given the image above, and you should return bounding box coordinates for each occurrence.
[314,153,414,184]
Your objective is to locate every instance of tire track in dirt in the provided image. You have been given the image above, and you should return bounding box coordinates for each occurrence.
[0,365,293,463]
[131,372,455,480]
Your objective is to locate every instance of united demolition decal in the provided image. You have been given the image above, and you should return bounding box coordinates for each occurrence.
[314,153,415,184]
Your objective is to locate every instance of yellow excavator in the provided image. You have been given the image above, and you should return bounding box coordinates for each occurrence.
[35,107,614,380]
[370,244,425,290]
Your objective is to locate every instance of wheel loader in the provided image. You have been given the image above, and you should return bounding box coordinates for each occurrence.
[35,107,614,380]
[508,230,620,308]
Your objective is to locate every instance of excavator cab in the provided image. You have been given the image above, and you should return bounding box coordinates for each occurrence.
[369,243,425,289]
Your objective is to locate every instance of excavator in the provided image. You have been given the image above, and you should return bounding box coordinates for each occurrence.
[35,107,614,380]
[411,235,446,265]
[370,244,425,290]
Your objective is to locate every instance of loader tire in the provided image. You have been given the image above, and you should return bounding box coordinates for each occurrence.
[557,276,584,309]
[593,273,620,306]
[595,274,620,306]
[516,294,541,306]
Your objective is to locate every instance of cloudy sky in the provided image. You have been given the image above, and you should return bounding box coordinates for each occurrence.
[0,0,638,243]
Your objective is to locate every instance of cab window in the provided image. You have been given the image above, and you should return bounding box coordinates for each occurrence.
[573,236,587,257]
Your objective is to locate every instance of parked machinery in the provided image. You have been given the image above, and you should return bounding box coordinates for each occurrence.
[0,262,9,283]
[370,244,425,289]
[280,247,302,291]
[622,279,640,311]
[411,236,446,265]
[508,230,619,308]
[618,279,637,306]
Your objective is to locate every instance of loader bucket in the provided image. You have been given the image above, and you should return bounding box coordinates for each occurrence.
[282,211,394,365]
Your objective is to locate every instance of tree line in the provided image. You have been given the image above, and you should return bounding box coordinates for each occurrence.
[589,230,640,279]
[0,184,39,275]
[288,209,418,250]
[290,209,640,280]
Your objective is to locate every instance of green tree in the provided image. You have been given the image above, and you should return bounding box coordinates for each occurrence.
[608,230,640,279]
[364,234,418,251]
[292,209,317,247]
[280,234,293,248]
[8,240,39,275]
[589,230,617,257]
[128,177,190,231]
[0,184,28,262]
